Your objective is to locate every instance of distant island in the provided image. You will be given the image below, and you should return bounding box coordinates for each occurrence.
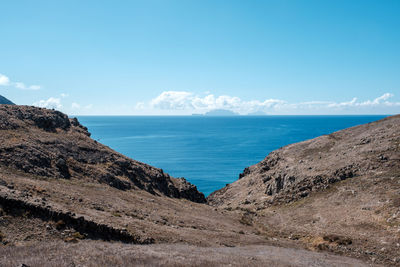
[192,109,268,116]
[0,95,15,105]
[193,109,239,116]
[247,111,267,116]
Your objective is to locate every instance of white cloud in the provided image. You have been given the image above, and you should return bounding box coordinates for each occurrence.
[150,91,286,114]
[0,74,10,86]
[146,91,400,115]
[28,85,41,90]
[14,82,41,90]
[0,73,41,90]
[71,102,80,109]
[33,97,62,109]
[299,101,333,105]
[135,102,145,110]
[327,93,400,108]
[150,91,193,110]
[70,102,93,110]
[328,97,358,108]
[61,93,69,98]
[359,93,394,106]
[373,93,392,103]
[14,82,25,89]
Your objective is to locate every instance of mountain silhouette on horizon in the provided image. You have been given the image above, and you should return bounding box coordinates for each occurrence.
[0,95,15,105]
[204,109,239,116]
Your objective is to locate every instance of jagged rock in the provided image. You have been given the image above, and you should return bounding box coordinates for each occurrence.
[56,158,71,178]
[0,193,146,244]
[239,167,251,179]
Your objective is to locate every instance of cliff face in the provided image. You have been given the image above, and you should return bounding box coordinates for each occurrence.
[0,105,205,203]
[208,115,400,207]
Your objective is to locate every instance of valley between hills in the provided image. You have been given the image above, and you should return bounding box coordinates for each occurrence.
[0,105,399,266]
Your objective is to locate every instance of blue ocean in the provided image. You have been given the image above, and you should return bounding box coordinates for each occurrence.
[77,115,386,196]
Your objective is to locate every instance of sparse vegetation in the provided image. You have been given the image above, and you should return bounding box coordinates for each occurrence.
[239,213,253,226]
[71,232,85,239]
[112,212,122,217]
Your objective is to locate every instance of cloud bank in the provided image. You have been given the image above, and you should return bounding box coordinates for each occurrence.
[146,91,400,115]
[150,91,286,114]
[33,97,62,109]
[0,73,41,90]
[33,94,93,113]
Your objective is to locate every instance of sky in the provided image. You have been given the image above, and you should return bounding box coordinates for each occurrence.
[0,0,399,115]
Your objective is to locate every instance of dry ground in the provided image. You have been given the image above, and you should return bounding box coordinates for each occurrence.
[0,240,370,267]
[208,115,400,266]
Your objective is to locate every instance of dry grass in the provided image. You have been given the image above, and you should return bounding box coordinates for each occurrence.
[0,240,368,267]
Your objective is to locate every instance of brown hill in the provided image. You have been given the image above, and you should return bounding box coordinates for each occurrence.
[208,114,400,206]
[208,114,400,265]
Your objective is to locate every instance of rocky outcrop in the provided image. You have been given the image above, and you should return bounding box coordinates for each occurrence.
[172,177,209,203]
[0,105,87,132]
[208,114,400,207]
[0,105,205,203]
[0,188,151,244]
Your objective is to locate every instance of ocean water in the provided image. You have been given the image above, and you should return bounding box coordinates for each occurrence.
[77,115,386,196]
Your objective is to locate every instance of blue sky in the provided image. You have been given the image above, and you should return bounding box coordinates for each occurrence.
[0,0,399,115]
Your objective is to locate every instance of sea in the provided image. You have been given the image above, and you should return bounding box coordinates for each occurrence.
[77,115,386,196]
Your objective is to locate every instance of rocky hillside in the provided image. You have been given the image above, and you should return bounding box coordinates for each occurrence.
[208,114,400,207]
[0,105,205,202]
[0,96,14,105]
[0,105,272,252]
[207,115,400,265]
